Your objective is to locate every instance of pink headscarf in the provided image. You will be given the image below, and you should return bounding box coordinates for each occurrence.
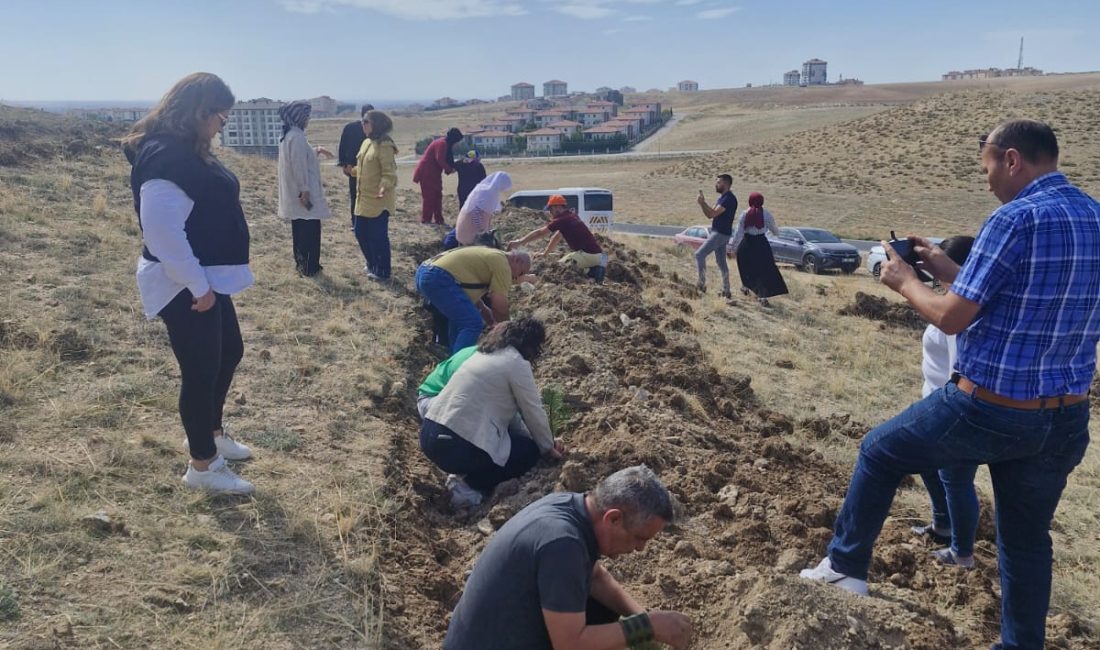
[745,192,764,229]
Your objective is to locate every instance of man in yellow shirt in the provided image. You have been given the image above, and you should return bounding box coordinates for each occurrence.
[416,247,532,351]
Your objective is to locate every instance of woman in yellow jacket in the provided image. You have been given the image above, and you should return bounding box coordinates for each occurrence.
[352,110,398,280]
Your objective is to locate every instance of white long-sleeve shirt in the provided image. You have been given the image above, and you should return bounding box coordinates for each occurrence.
[921,324,958,397]
[136,179,254,319]
[729,208,780,251]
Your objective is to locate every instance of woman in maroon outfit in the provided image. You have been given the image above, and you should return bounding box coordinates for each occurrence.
[413,127,463,225]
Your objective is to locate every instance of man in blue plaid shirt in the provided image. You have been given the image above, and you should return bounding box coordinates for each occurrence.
[801,119,1100,650]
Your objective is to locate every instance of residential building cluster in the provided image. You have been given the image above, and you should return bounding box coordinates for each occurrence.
[68,107,150,123]
[942,67,1043,81]
[460,98,665,154]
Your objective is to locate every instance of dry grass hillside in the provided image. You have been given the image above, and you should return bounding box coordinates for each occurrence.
[1,82,1099,650]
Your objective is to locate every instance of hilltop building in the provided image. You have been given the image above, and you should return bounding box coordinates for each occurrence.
[802,59,827,85]
[619,86,637,94]
[221,99,284,155]
[677,80,699,92]
[942,67,1042,80]
[309,95,338,118]
[783,70,801,86]
[511,82,535,100]
[543,80,568,97]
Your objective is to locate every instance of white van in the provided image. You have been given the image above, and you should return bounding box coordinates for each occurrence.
[507,187,614,232]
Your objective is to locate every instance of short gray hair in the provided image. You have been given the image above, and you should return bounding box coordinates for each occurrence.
[591,465,675,527]
[508,250,532,273]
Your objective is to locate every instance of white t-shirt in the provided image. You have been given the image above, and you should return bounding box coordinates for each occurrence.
[921,324,957,397]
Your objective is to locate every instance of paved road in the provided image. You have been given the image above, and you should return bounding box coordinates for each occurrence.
[613,222,877,252]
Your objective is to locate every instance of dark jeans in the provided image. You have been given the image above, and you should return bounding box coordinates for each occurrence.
[419,418,540,492]
[918,465,979,556]
[415,264,484,352]
[159,290,244,461]
[290,218,322,276]
[826,381,1090,650]
[353,211,391,279]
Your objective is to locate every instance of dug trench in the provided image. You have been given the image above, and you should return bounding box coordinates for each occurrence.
[371,205,1094,649]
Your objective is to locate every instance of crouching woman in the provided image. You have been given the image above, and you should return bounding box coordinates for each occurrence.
[420,317,567,507]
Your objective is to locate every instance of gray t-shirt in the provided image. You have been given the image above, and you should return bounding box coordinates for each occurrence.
[444,492,599,650]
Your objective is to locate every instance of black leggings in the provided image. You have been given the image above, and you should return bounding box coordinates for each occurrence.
[159,290,244,461]
[291,219,322,276]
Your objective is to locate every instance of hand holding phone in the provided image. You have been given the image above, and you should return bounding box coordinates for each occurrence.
[887,230,931,281]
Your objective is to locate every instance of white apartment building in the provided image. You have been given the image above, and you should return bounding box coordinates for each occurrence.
[70,107,150,123]
[526,129,564,152]
[802,59,827,85]
[222,99,285,155]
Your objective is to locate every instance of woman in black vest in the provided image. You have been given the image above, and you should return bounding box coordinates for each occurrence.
[122,72,256,495]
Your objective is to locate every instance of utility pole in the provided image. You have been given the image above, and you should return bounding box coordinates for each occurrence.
[1017,36,1024,70]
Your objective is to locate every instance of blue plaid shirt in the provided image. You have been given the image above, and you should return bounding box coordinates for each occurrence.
[952,172,1100,399]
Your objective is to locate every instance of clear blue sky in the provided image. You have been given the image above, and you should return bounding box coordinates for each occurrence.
[1,0,1098,103]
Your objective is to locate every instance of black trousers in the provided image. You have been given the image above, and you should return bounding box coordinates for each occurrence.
[159,290,244,461]
[348,175,357,225]
[291,219,323,276]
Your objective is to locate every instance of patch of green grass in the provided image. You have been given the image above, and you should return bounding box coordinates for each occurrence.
[250,426,302,452]
[0,581,20,622]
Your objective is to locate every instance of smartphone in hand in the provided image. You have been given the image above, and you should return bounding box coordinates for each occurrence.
[888,230,931,281]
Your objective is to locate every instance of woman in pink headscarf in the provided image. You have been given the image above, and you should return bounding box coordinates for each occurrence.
[729,191,787,306]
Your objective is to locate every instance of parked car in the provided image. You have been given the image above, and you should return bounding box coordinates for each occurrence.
[767,227,861,274]
[866,237,944,279]
[674,225,734,257]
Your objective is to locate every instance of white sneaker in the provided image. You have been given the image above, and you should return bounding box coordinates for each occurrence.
[799,557,869,596]
[183,427,253,461]
[181,456,255,495]
[445,474,483,509]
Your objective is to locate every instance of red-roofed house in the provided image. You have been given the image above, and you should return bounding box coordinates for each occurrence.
[471,130,515,150]
[583,124,624,141]
[576,108,610,127]
[586,100,618,117]
[547,120,582,137]
[480,121,514,133]
[621,107,653,128]
[535,109,571,127]
[527,128,565,152]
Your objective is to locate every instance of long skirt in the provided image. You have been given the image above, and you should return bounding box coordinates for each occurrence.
[736,233,788,298]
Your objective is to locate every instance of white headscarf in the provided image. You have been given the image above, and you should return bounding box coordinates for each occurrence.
[456,171,513,245]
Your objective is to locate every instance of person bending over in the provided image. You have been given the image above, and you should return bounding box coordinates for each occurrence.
[508,194,607,283]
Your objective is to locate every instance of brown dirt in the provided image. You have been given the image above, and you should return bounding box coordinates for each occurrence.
[373,223,1098,649]
[838,291,927,332]
[0,105,123,167]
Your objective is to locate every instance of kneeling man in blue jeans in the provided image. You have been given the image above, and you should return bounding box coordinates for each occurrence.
[800,119,1100,650]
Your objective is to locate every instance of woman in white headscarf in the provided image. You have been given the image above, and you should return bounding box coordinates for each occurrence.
[453,171,513,247]
[277,100,332,276]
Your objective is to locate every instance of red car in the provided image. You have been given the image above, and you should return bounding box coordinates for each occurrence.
[674,225,735,257]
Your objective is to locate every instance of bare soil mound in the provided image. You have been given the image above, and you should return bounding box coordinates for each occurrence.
[0,104,123,167]
[374,229,1098,648]
[838,291,927,332]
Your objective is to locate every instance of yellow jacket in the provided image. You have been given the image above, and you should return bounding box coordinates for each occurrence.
[353,136,397,217]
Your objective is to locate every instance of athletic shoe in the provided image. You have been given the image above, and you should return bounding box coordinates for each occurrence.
[740,287,751,296]
[799,557,869,596]
[931,548,975,569]
[183,427,253,461]
[911,523,952,546]
[181,456,255,495]
[445,474,483,509]
[719,290,732,299]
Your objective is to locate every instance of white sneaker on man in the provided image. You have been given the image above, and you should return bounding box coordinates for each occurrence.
[445,474,483,509]
[183,428,253,461]
[799,557,869,596]
[181,456,255,495]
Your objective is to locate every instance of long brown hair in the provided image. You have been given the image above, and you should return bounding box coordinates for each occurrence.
[121,72,235,162]
[365,110,394,142]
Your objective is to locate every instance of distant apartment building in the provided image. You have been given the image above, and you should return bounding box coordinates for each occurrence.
[802,59,827,85]
[621,107,652,128]
[309,95,338,118]
[470,130,514,151]
[543,80,568,97]
[535,109,571,127]
[222,99,285,155]
[511,82,535,100]
[942,67,1043,80]
[575,108,610,127]
[677,80,699,92]
[594,86,613,95]
[480,121,515,133]
[587,100,618,117]
[70,107,150,123]
[783,70,801,86]
[619,86,637,94]
[433,97,461,109]
[527,128,565,152]
[548,120,581,137]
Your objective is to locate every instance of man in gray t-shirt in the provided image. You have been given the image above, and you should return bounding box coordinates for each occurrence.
[444,466,693,650]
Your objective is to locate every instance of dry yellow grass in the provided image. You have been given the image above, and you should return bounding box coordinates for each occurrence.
[3,73,1100,646]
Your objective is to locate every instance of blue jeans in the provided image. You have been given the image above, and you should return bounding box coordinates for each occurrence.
[918,465,979,556]
[415,264,484,352]
[826,382,1090,650]
[419,418,540,492]
[353,211,390,278]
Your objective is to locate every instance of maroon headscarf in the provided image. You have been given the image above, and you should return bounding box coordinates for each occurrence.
[745,192,765,229]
